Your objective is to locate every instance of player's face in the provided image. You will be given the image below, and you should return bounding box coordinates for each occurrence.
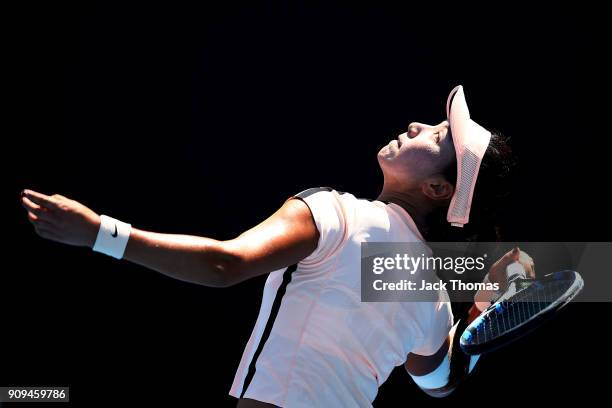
[377,120,455,185]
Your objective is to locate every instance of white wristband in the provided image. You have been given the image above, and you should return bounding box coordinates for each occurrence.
[93,215,132,259]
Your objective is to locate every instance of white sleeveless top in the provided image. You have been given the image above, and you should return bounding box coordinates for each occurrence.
[229,188,453,407]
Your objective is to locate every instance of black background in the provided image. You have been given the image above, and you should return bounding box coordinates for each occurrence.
[5,1,611,406]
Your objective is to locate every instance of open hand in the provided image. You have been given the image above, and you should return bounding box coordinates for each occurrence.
[21,189,100,248]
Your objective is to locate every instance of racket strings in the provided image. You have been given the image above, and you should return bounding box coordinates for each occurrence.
[471,279,572,345]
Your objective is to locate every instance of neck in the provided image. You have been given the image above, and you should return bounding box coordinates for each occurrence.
[377,184,435,237]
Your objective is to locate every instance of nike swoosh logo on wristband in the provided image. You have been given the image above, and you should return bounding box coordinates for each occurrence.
[111,224,118,237]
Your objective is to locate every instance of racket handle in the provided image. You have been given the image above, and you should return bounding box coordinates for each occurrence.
[474,263,527,312]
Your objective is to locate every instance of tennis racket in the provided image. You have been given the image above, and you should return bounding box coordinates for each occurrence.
[460,266,584,355]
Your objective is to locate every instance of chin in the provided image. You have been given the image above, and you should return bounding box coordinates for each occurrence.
[377,145,395,162]
[377,151,393,175]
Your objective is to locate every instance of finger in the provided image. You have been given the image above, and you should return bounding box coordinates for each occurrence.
[520,260,536,278]
[27,210,39,223]
[518,250,533,265]
[488,247,521,286]
[22,189,59,210]
[22,196,52,220]
[21,196,41,211]
[27,211,54,229]
[518,251,535,278]
[24,199,58,224]
[491,247,520,271]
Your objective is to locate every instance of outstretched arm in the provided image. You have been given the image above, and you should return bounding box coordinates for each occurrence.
[21,189,319,287]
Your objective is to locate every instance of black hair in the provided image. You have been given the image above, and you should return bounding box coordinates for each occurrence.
[424,132,516,242]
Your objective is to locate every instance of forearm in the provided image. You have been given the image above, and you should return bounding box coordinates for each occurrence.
[407,307,482,398]
[122,228,239,287]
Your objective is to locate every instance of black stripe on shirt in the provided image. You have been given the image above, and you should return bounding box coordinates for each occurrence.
[294,186,333,199]
[240,263,298,398]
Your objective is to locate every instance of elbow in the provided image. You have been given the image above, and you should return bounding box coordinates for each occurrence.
[201,242,245,288]
[203,267,231,288]
[207,261,240,288]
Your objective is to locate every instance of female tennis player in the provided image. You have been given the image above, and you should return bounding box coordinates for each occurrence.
[21,86,533,407]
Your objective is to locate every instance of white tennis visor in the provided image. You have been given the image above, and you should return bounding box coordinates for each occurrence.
[446,85,492,227]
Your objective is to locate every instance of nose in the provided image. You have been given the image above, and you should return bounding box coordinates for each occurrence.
[407,123,423,138]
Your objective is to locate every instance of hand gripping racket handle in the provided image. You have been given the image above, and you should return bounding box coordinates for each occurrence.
[474,262,526,312]
[506,262,526,282]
